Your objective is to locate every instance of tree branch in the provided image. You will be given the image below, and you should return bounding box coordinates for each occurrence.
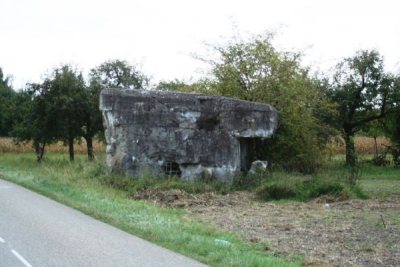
[347,72,365,121]
[352,108,397,127]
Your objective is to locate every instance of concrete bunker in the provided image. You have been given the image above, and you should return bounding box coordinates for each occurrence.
[100,89,278,182]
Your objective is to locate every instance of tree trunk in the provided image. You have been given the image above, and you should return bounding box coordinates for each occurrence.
[39,143,45,161]
[344,130,356,167]
[34,141,45,162]
[34,142,41,162]
[68,137,74,161]
[85,135,94,161]
[373,136,378,158]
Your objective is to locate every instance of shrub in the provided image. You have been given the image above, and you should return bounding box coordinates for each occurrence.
[256,172,366,201]
[256,174,304,201]
[256,180,300,200]
[306,179,345,198]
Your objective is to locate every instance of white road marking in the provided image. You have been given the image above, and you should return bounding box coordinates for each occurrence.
[0,237,4,243]
[11,249,33,267]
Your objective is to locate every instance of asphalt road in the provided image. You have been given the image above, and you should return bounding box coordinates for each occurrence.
[0,179,206,267]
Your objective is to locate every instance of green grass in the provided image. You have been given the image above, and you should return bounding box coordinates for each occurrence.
[359,164,400,180]
[98,168,232,195]
[254,154,400,201]
[361,179,400,198]
[323,154,400,178]
[319,155,400,198]
[0,153,298,267]
[255,171,367,201]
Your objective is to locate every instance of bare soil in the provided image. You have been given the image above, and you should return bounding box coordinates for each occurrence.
[134,189,400,267]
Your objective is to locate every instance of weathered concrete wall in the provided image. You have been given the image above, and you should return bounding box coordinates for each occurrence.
[100,89,278,182]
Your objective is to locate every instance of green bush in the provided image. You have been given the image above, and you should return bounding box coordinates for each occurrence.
[256,180,300,200]
[256,173,366,201]
[306,179,345,198]
[256,174,304,200]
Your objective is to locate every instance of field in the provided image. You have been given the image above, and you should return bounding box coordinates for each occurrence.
[0,137,399,266]
[148,186,399,266]
[326,136,390,155]
[0,137,106,153]
[1,135,391,155]
[131,159,400,267]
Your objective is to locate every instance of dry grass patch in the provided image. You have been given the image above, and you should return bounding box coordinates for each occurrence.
[0,137,105,153]
[327,136,390,155]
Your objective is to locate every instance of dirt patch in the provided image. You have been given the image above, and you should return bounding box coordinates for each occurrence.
[134,190,400,267]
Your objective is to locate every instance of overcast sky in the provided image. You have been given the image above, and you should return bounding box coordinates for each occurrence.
[1,0,400,89]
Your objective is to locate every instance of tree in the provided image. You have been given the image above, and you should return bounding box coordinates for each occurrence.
[12,65,105,162]
[364,119,385,158]
[327,50,399,166]
[81,75,105,161]
[197,34,334,173]
[156,79,204,93]
[0,67,15,136]
[156,79,188,91]
[48,65,87,161]
[90,59,149,89]
[382,77,400,145]
[12,83,58,161]
[385,118,400,146]
[83,59,151,159]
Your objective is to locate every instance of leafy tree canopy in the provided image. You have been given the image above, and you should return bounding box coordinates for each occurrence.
[90,59,149,89]
[12,65,87,161]
[0,67,15,136]
[382,77,400,144]
[12,83,58,161]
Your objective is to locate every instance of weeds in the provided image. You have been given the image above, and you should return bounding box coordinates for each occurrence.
[232,171,266,190]
[93,158,367,202]
[96,171,232,195]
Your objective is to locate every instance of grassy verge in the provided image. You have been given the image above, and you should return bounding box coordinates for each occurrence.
[0,153,298,267]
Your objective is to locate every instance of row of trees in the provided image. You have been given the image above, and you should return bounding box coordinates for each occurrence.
[1,33,400,172]
[1,60,149,161]
[0,69,15,137]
